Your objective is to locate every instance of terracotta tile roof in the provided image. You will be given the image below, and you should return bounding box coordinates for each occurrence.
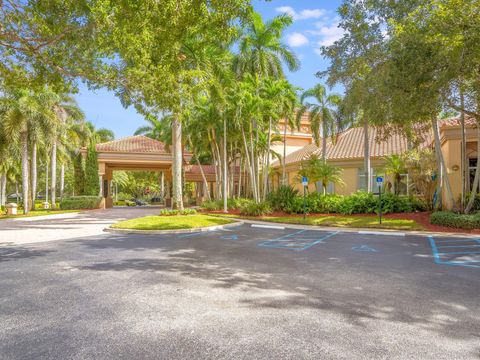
[184,165,241,175]
[273,126,433,167]
[96,135,168,154]
[439,115,477,128]
[318,126,432,161]
[272,143,318,167]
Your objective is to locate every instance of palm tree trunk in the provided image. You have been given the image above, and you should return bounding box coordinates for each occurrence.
[263,117,272,200]
[432,116,456,209]
[171,116,183,210]
[31,141,37,211]
[195,157,211,201]
[0,173,6,207]
[223,117,228,213]
[282,121,287,185]
[20,131,29,214]
[241,128,257,201]
[465,123,480,213]
[51,140,57,209]
[249,129,259,202]
[460,89,467,211]
[237,156,243,198]
[322,122,327,163]
[15,181,19,205]
[363,118,371,192]
[60,163,65,199]
[160,171,165,200]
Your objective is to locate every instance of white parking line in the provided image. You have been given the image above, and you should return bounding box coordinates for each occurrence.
[251,224,286,230]
[358,231,405,237]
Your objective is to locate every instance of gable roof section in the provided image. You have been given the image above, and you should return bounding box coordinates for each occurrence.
[274,125,433,167]
[96,135,168,154]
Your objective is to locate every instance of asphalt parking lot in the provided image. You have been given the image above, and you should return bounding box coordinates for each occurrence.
[0,224,479,359]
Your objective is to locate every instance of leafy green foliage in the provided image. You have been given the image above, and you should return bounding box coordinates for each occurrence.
[201,198,251,211]
[267,185,299,211]
[160,208,197,216]
[60,196,101,210]
[298,155,344,194]
[281,191,425,215]
[430,212,480,230]
[239,200,272,216]
[73,153,85,195]
[84,145,99,196]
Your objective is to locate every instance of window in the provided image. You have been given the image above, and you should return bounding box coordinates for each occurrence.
[316,181,335,194]
[358,168,380,191]
[469,158,480,191]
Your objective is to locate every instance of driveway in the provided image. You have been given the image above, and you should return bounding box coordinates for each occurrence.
[0,224,479,359]
[0,207,160,245]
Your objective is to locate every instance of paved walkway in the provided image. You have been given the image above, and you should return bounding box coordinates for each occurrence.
[0,207,160,245]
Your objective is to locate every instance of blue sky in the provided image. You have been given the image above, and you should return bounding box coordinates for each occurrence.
[74,0,343,138]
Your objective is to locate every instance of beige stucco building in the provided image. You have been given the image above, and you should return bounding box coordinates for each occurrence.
[88,116,477,210]
[271,117,479,210]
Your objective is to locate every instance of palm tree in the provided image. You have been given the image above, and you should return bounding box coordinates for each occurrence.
[0,89,56,214]
[234,11,300,78]
[383,154,407,195]
[297,84,341,162]
[47,92,84,208]
[298,154,344,195]
[260,77,293,199]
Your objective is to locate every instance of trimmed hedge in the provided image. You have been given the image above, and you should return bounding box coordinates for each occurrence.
[283,191,426,215]
[430,211,480,230]
[159,208,197,216]
[60,196,102,210]
[239,201,272,216]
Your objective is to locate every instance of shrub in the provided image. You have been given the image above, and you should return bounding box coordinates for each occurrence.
[160,209,179,216]
[84,145,100,196]
[201,198,250,211]
[430,211,480,230]
[201,200,221,211]
[60,196,102,210]
[267,185,299,211]
[160,208,197,216]
[239,201,272,216]
[337,191,378,215]
[125,200,136,207]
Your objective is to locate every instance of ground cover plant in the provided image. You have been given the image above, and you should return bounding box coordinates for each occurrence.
[111,215,233,231]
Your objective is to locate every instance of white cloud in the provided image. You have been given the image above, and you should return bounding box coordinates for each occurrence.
[316,22,344,46]
[275,6,326,20]
[286,32,309,47]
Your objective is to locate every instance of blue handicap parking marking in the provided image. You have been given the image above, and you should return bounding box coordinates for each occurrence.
[258,230,339,251]
[219,235,238,241]
[352,245,378,252]
[428,236,480,268]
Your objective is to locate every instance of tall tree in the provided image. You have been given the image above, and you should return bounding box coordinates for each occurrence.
[297,84,341,162]
[234,11,299,78]
[84,144,100,196]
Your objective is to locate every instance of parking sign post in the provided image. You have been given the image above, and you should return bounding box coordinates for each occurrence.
[376,176,384,224]
[302,176,308,220]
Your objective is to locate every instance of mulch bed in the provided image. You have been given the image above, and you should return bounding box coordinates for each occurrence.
[202,209,480,234]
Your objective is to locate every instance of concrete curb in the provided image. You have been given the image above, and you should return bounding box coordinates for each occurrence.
[104,220,244,235]
[227,218,480,239]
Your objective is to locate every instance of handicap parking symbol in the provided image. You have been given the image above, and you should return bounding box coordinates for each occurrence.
[352,245,378,252]
[220,235,238,241]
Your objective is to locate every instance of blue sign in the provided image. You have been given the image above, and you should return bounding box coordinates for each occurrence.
[302,176,308,186]
[376,176,384,183]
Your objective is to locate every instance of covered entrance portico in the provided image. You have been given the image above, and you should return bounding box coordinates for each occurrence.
[94,136,177,209]
[90,135,236,209]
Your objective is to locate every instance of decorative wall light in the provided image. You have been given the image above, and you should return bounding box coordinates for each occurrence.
[452,165,460,171]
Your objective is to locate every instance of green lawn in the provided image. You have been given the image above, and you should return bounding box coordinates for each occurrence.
[111,214,234,231]
[0,209,79,219]
[211,214,424,231]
